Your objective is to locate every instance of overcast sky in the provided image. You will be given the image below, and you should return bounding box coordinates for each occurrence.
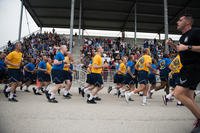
[0,0,181,47]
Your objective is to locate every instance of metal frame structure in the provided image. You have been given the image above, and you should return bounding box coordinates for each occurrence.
[17,0,200,51]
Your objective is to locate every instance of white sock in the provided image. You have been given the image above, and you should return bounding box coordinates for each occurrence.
[88,94,93,100]
[84,88,89,93]
[150,89,155,93]
[6,87,11,92]
[64,90,69,95]
[50,92,55,99]
[166,93,172,99]
[81,87,85,90]
[36,88,40,93]
[130,91,135,96]
[177,101,181,104]
[143,96,147,103]
[9,92,14,99]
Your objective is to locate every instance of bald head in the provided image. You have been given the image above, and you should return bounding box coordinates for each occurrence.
[60,45,67,54]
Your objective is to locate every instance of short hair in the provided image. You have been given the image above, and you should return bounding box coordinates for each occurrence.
[15,41,21,46]
[143,48,150,54]
[181,14,194,25]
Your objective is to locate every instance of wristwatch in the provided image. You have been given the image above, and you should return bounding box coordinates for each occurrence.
[188,45,192,50]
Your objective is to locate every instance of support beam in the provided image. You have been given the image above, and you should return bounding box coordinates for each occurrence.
[157,0,192,33]
[18,0,24,41]
[134,3,137,46]
[40,27,42,33]
[69,0,75,52]
[78,0,82,46]
[121,1,136,31]
[164,0,169,54]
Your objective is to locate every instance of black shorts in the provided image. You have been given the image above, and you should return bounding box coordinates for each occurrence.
[0,69,6,81]
[170,73,180,88]
[24,72,34,82]
[114,74,125,84]
[8,68,22,82]
[63,70,70,81]
[86,74,92,84]
[68,72,73,82]
[37,71,50,82]
[178,65,200,90]
[138,70,148,85]
[90,73,103,87]
[160,70,169,82]
[148,74,156,85]
[51,69,64,84]
[124,73,136,85]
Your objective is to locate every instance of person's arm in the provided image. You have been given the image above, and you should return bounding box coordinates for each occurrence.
[127,66,135,78]
[176,44,200,52]
[38,63,47,72]
[165,39,177,50]
[24,65,32,73]
[147,63,157,74]
[5,58,20,67]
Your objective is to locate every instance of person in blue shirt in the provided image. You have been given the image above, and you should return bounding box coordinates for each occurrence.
[0,52,7,83]
[124,53,137,93]
[22,58,36,92]
[45,45,67,103]
[34,55,49,95]
[147,59,157,98]
[155,54,171,94]
[107,59,120,94]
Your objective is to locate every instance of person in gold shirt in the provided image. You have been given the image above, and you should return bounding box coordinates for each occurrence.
[115,57,127,97]
[62,52,74,99]
[125,48,156,105]
[162,54,183,106]
[4,42,23,102]
[87,46,107,104]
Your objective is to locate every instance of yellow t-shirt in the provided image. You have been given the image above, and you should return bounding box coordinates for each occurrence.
[63,56,70,71]
[46,62,52,74]
[87,64,92,74]
[117,62,126,75]
[135,55,152,72]
[91,54,103,74]
[6,51,22,69]
[169,55,183,74]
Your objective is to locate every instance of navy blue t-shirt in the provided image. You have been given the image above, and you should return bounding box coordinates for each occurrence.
[52,51,65,70]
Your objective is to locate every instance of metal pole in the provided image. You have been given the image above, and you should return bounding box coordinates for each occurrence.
[69,0,75,52]
[134,3,137,46]
[18,0,24,41]
[82,29,84,42]
[40,27,42,33]
[164,0,169,54]
[78,0,82,46]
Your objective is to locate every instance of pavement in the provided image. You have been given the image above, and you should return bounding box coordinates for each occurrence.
[0,83,200,133]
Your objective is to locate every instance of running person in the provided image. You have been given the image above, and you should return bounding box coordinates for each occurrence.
[46,45,67,103]
[166,15,200,132]
[62,52,72,99]
[115,57,127,97]
[33,55,49,95]
[4,42,23,102]
[154,54,171,94]
[125,48,156,105]
[23,58,36,92]
[148,59,157,99]
[162,54,183,106]
[87,46,107,104]
[123,54,136,96]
